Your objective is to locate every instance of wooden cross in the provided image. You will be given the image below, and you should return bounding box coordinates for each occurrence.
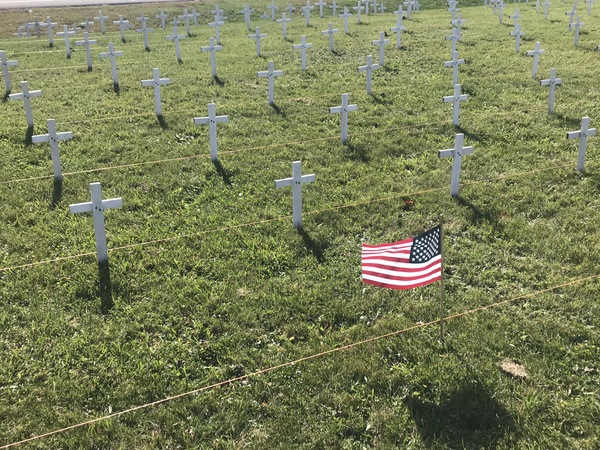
[156,10,168,29]
[9,80,42,127]
[166,23,186,62]
[248,27,267,56]
[444,50,465,86]
[258,60,283,104]
[209,17,225,44]
[543,0,551,19]
[372,32,390,66]
[526,41,544,78]
[358,55,380,95]
[445,27,461,54]
[443,84,468,127]
[201,37,223,77]
[75,32,97,71]
[80,17,93,33]
[339,7,352,34]
[99,43,124,90]
[329,93,358,144]
[566,5,576,27]
[69,182,122,264]
[136,15,153,51]
[241,3,254,29]
[567,117,597,172]
[32,118,72,180]
[330,1,338,15]
[276,13,292,38]
[275,161,315,229]
[179,9,194,36]
[0,51,18,93]
[56,25,76,58]
[193,103,229,161]
[510,24,525,52]
[41,17,57,47]
[439,133,473,197]
[321,23,339,52]
[353,1,365,23]
[293,36,313,71]
[113,16,130,43]
[316,0,327,17]
[94,10,108,34]
[573,16,583,47]
[302,1,315,26]
[540,68,562,114]
[390,17,406,49]
[268,0,279,20]
[141,68,171,116]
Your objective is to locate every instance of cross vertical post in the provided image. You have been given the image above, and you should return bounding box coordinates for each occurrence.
[339,7,352,34]
[510,24,524,52]
[443,84,468,127]
[142,68,171,117]
[248,27,267,56]
[330,0,338,15]
[526,41,544,78]
[444,50,465,86]
[241,4,254,29]
[316,0,327,17]
[94,10,109,33]
[166,22,186,63]
[567,117,597,172]
[113,16,130,43]
[41,17,57,47]
[179,9,193,36]
[543,0,551,19]
[275,161,316,229]
[56,25,76,58]
[193,103,229,161]
[32,118,73,180]
[209,17,225,44]
[258,61,283,104]
[9,80,42,127]
[573,16,583,47]
[390,17,406,49]
[293,36,313,71]
[322,23,338,52]
[99,43,124,91]
[136,15,153,51]
[156,10,168,29]
[353,1,365,23]
[438,133,474,197]
[540,68,562,114]
[302,1,315,26]
[268,0,279,20]
[276,13,292,38]
[0,51,18,93]
[372,31,389,66]
[75,32,97,71]
[358,54,380,95]
[329,93,358,144]
[80,17,94,33]
[201,37,223,77]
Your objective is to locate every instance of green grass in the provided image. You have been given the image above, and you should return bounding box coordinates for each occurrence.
[1,0,600,448]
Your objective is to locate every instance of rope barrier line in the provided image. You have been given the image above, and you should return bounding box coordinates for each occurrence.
[1,272,598,450]
[0,160,577,274]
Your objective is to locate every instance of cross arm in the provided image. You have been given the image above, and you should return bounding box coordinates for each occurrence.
[329,106,342,113]
[567,131,582,139]
[275,178,293,188]
[31,134,49,143]
[69,201,93,214]
[56,131,73,140]
[103,198,123,209]
[301,174,316,183]
[194,117,209,125]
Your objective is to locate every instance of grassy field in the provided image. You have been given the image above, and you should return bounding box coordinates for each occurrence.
[1,0,600,448]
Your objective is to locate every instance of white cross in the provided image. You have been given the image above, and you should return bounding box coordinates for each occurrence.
[275,161,315,229]
[567,117,596,172]
[403,0,413,18]
[394,5,405,21]
[201,37,223,77]
[390,17,406,48]
[329,93,358,144]
[0,51,18,93]
[330,0,338,15]
[353,1,365,23]
[276,13,292,38]
[438,133,473,197]
[113,16,130,43]
[543,0,551,19]
[378,2,386,13]
[526,41,544,78]
[179,9,194,36]
[587,0,594,15]
[99,42,124,89]
[258,60,283,104]
[212,4,226,20]
[268,0,279,20]
[191,9,200,25]
[293,36,313,71]
[286,4,296,15]
[75,32,97,71]
[509,8,522,27]
[566,5,576,27]
[141,68,171,117]
[322,23,339,52]
[209,17,225,44]
[94,10,109,34]
[573,16,583,47]
[445,27,461,54]
[358,54,380,95]
[41,17,57,47]
[156,10,168,29]
[540,68,562,114]
[444,50,465,86]
[70,182,122,264]
[166,23,186,62]
[365,0,371,15]
[241,3,254,29]
[14,26,28,38]
[248,27,267,56]
[451,13,466,33]
[448,5,458,21]
[9,80,41,127]
[80,17,93,33]
[28,17,43,38]
[510,24,525,52]
[56,25,76,58]
[443,83,468,126]
[316,0,327,17]
[302,1,315,26]
[339,7,353,34]
[498,1,505,23]
[193,103,229,161]
[136,15,153,51]
[372,32,390,66]
[32,118,72,180]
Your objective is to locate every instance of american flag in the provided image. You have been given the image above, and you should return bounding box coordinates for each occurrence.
[362,226,442,290]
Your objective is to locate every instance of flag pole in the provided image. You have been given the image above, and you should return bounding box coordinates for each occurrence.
[439,218,445,344]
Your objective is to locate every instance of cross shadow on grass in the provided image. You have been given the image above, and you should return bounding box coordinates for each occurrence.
[213,158,233,186]
[98,260,114,314]
[157,114,168,129]
[344,140,370,162]
[213,75,225,86]
[457,195,502,231]
[270,102,286,117]
[25,125,34,146]
[113,82,120,95]
[553,113,583,128]
[455,125,484,144]
[405,375,516,449]
[51,178,62,209]
[297,227,327,263]
[2,91,9,102]
[371,93,392,105]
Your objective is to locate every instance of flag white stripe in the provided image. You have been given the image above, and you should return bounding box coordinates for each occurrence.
[361,255,441,270]
[362,262,442,278]
[362,270,441,287]
[361,242,412,253]
[361,250,411,258]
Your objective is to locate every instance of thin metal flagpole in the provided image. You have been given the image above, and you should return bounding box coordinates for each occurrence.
[439,219,445,343]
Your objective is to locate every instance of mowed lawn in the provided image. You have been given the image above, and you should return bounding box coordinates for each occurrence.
[1,0,600,448]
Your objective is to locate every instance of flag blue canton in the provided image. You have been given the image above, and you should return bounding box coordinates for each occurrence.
[409,226,441,263]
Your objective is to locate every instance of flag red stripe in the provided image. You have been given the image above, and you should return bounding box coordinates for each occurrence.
[361,238,412,249]
[362,258,441,273]
[363,275,442,290]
